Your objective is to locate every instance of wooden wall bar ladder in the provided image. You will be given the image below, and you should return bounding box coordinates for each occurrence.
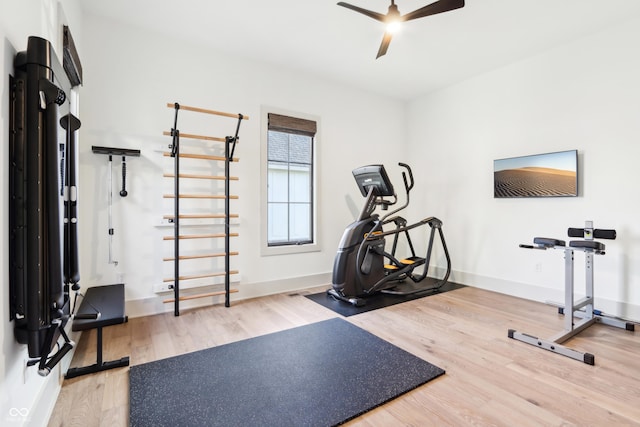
[164,102,247,316]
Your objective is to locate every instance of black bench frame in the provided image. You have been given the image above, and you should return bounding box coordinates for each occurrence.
[65,284,130,379]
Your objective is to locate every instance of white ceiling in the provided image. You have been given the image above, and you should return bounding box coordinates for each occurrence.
[80,0,640,101]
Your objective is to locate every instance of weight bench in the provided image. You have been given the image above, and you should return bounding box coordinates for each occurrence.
[65,283,130,379]
[509,221,635,365]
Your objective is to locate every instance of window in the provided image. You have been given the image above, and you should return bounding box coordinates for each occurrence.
[261,108,320,255]
[267,113,315,246]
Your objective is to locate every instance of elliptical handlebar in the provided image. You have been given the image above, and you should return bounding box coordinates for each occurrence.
[398,162,414,193]
[378,163,412,224]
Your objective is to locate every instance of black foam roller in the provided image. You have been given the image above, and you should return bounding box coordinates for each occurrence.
[568,227,616,240]
[568,228,584,237]
[593,229,616,240]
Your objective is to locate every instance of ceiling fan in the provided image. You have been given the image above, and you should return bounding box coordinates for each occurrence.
[337,0,465,59]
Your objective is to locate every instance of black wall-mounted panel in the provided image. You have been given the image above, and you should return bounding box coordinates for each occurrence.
[10,36,71,358]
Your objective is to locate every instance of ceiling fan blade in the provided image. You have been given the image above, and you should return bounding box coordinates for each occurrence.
[337,2,386,22]
[376,32,393,59]
[401,0,464,22]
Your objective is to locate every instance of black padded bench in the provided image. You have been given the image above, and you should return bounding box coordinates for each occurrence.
[65,284,130,379]
[570,240,606,253]
[533,237,565,248]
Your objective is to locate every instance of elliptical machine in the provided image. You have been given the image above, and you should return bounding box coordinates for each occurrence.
[328,163,451,306]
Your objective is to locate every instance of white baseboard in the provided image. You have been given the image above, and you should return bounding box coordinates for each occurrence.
[126,272,333,318]
[127,268,640,323]
[445,268,640,323]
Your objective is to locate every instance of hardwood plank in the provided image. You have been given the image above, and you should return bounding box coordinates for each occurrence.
[99,406,128,427]
[101,368,129,412]
[49,370,105,427]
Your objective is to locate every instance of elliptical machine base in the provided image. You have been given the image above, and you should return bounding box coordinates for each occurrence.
[327,289,367,307]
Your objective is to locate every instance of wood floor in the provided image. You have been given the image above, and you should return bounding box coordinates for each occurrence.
[48,285,640,426]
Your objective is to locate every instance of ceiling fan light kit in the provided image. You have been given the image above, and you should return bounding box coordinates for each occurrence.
[337,0,465,59]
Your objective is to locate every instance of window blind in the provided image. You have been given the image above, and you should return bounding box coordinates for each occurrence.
[268,113,317,137]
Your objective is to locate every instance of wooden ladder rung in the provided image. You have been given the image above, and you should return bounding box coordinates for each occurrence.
[163,152,238,162]
[163,130,227,143]
[163,173,239,181]
[163,270,239,282]
[163,288,239,304]
[166,103,249,120]
[163,233,239,241]
[163,194,239,199]
[163,214,239,220]
[163,251,239,261]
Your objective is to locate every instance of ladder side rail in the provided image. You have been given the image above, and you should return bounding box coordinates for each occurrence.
[170,103,180,316]
[224,138,231,307]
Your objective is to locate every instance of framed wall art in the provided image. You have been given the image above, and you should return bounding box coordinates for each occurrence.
[494,150,578,198]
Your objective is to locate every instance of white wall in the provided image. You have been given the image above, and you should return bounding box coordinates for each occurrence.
[406,15,640,320]
[78,14,407,316]
[1,1,82,425]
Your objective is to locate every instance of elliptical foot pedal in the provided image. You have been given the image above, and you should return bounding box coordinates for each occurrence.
[400,256,424,265]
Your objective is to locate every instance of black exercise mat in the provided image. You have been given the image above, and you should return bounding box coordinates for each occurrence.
[306,279,465,317]
[130,318,445,427]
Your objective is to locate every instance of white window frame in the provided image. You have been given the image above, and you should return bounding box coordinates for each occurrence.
[260,106,320,256]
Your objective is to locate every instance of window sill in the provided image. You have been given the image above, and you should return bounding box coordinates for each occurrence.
[261,242,321,257]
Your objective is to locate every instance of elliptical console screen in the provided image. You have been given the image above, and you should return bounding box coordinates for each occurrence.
[352,164,395,197]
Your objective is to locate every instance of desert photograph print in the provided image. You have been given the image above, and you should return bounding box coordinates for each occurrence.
[494,150,577,198]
